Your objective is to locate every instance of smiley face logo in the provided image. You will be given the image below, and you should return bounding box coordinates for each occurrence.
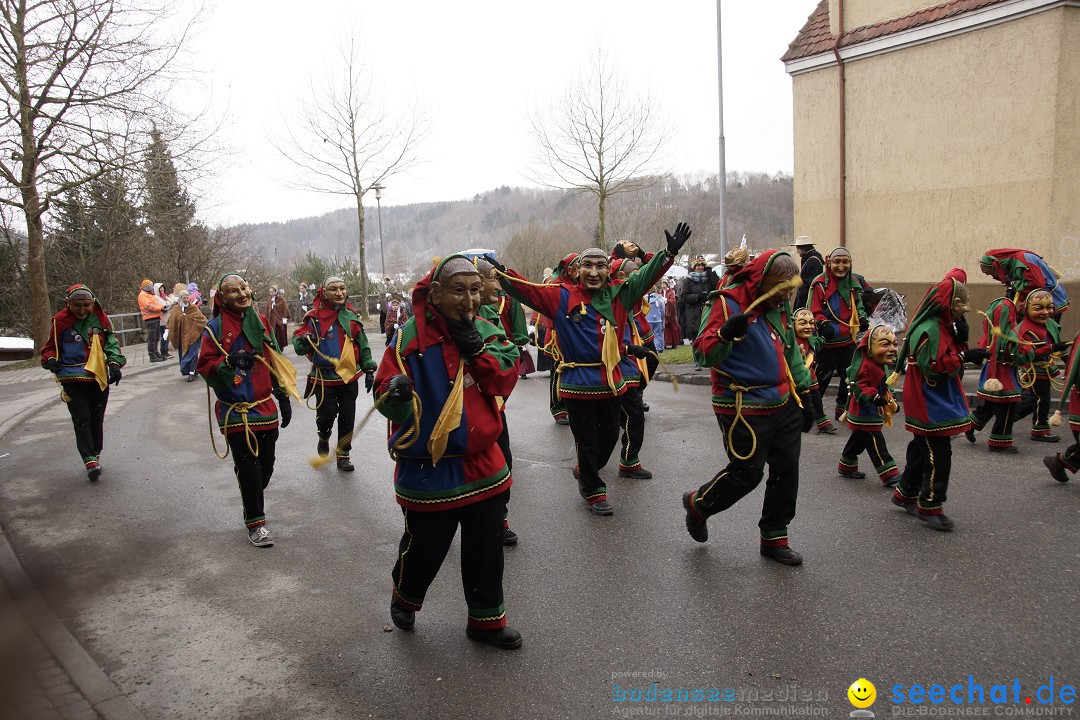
[848,678,876,709]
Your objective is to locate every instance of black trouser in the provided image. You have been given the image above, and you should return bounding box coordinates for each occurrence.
[549,363,566,419]
[391,490,509,628]
[564,397,621,502]
[619,385,645,469]
[63,382,109,462]
[145,318,161,357]
[840,429,898,481]
[227,428,278,527]
[496,410,513,525]
[1059,430,1080,471]
[970,400,1016,446]
[896,434,951,512]
[688,399,802,537]
[1016,378,1052,434]
[816,344,855,408]
[808,387,827,424]
[316,382,359,456]
[159,332,170,358]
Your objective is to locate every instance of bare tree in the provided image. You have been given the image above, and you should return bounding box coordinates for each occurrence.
[0,0,201,349]
[272,31,428,318]
[528,48,671,250]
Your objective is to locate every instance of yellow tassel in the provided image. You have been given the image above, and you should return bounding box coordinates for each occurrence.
[1050,410,1063,427]
[85,333,109,391]
[984,378,1004,392]
[885,370,900,387]
[335,333,358,384]
[428,359,465,465]
[263,345,302,401]
[600,321,620,393]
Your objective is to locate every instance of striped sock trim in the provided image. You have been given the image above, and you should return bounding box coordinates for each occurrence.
[760,530,789,548]
[878,466,900,483]
[584,492,608,504]
[685,492,706,522]
[916,501,943,515]
[1059,453,1078,473]
[838,456,859,472]
[1031,427,1051,436]
[467,604,507,630]
[618,461,642,471]
[392,589,423,612]
[988,435,1013,448]
[893,487,916,503]
[552,410,569,421]
[816,417,831,428]
[245,517,266,530]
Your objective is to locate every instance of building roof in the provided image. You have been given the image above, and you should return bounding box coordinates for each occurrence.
[781,0,1012,62]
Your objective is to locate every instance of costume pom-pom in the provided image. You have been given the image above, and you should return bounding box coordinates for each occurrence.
[885,371,900,387]
[984,378,1004,392]
[1050,410,1063,427]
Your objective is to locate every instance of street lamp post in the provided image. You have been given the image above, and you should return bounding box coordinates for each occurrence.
[372,183,386,279]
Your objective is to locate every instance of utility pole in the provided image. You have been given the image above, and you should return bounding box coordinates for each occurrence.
[716,0,728,260]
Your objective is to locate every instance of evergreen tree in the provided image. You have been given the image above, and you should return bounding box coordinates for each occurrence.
[143,129,198,284]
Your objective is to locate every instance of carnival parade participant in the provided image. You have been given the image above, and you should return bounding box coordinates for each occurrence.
[890,269,987,531]
[197,274,294,547]
[166,289,208,381]
[493,225,688,515]
[292,276,376,472]
[965,296,1031,453]
[792,307,837,434]
[1014,289,1068,442]
[837,324,900,486]
[373,254,521,649]
[681,250,813,565]
[41,284,125,481]
[808,247,869,418]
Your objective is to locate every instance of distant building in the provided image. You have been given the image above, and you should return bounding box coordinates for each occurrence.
[783,0,1079,317]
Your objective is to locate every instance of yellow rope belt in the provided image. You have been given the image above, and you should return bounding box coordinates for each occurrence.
[207,390,272,460]
[722,381,773,462]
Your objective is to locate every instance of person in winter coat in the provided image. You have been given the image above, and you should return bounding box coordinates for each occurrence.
[138,279,167,362]
[166,289,208,380]
[265,286,291,351]
[677,256,714,345]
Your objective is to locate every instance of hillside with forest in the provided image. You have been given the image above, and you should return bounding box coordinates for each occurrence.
[235,171,794,285]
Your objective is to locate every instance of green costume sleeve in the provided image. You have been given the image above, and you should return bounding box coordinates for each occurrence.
[692,299,734,368]
[616,250,674,307]
[104,330,126,367]
[913,337,939,381]
[291,318,316,356]
[354,324,376,372]
[809,335,824,353]
[375,391,414,424]
[776,311,812,393]
[508,298,530,347]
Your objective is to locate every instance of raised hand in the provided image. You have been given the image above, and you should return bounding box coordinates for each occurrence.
[664,222,692,256]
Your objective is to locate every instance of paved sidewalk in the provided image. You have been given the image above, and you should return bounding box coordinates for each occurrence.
[0,343,171,720]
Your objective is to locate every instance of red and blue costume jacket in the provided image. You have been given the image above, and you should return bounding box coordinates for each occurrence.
[197,308,282,435]
[498,249,673,400]
[374,272,520,511]
[975,298,1033,403]
[844,351,891,432]
[1017,317,1061,380]
[795,335,823,391]
[41,307,126,384]
[694,251,812,416]
[808,255,867,349]
[292,294,376,387]
[896,269,972,437]
[980,249,1069,315]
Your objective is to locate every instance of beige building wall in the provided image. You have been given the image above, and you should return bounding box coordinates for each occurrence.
[793,8,1076,302]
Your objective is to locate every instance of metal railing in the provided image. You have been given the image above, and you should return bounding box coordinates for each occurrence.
[109,312,145,348]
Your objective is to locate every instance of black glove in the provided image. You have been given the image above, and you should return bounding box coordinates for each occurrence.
[528,331,536,346]
[612,244,627,259]
[873,395,889,407]
[387,373,413,398]
[953,315,969,344]
[277,396,292,428]
[625,344,651,359]
[364,371,375,393]
[800,395,815,433]
[483,254,506,274]
[962,347,990,364]
[818,322,836,341]
[1052,342,1070,353]
[108,365,122,387]
[664,222,692,256]
[447,317,485,357]
[44,357,59,373]
[227,350,255,370]
[858,316,869,332]
[719,312,751,341]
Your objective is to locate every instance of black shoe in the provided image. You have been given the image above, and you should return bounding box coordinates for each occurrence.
[1031,434,1060,443]
[882,476,899,488]
[642,403,650,413]
[572,465,581,481]
[587,499,614,516]
[917,512,955,532]
[989,445,1018,454]
[466,625,522,650]
[834,406,844,420]
[839,469,867,479]
[760,545,803,565]
[337,457,355,472]
[502,527,518,546]
[149,354,165,363]
[1044,455,1070,483]
[817,422,839,435]
[390,601,415,631]
[85,461,102,482]
[964,429,977,443]
[317,438,330,458]
[618,467,653,479]
[682,491,707,543]
[890,494,919,515]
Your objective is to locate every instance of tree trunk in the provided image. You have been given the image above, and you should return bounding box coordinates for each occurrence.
[597,190,607,248]
[23,190,51,352]
[354,198,369,320]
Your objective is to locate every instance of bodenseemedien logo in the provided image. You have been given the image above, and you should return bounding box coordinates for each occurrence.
[849,678,877,717]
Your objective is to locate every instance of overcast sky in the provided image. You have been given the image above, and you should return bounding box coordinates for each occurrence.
[191,1,819,226]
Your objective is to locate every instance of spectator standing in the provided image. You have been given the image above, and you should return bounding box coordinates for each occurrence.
[266,286,291,351]
[791,236,824,309]
[677,255,714,349]
[166,290,208,381]
[663,278,681,349]
[138,279,167,362]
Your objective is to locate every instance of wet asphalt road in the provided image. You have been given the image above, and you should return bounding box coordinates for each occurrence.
[0,356,1078,719]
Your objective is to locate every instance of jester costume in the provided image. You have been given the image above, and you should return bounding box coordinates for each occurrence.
[292,277,377,470]
[682,250,812,563]
[1043,330,1080,482]
[967,298,1032,452]
[498,245,675,512]
[838,325,899,486]
[610,257,656,480]
[40,284,126,481]
[793,307,836,434]
[808,248,868,416]
[373,254,520,642]
[891,269,979,529]
[197,274,294,546]
[980,249,1069,316]
[1014,292,1064,441]
[538,253,578,425]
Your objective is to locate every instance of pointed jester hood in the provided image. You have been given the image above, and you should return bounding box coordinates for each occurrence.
[894,268,967,373]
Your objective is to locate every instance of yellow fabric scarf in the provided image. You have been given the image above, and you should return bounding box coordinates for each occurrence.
[85,333,108,391]
[264,345,301,400]
[335,333,358,384]
[428,358,465,465]
[600,320,621,393]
